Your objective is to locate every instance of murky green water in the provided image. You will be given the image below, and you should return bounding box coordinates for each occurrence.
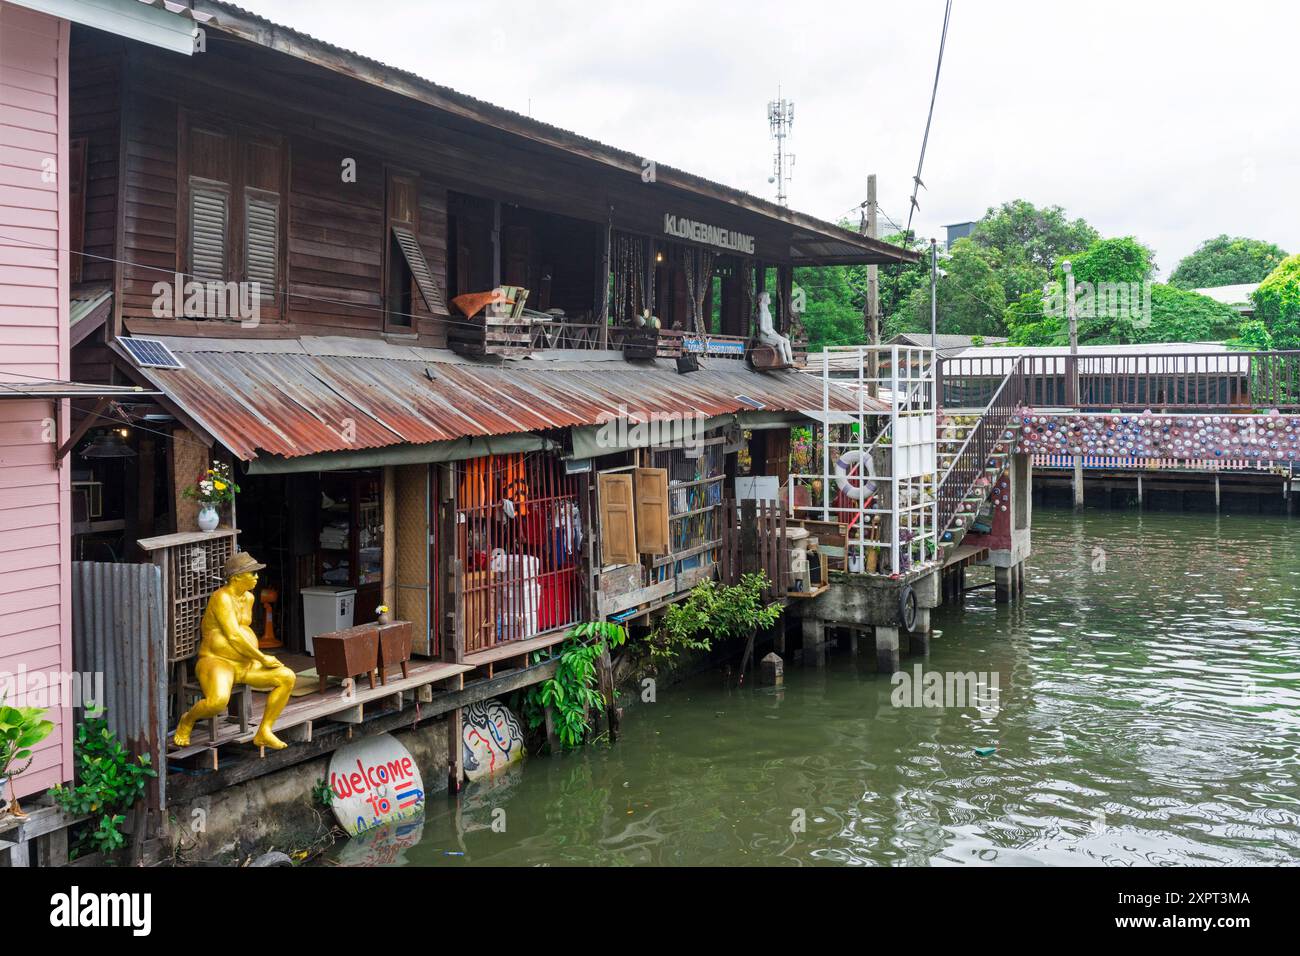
[329,507,1300,867]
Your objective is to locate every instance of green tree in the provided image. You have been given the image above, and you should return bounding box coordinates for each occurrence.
[1250,254,1300,349]
[887,238,1006,338]
[1170,235,1289,290]
[971,199,1099,271]
[794,264,863,350]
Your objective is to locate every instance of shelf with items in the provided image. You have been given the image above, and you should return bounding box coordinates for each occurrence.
[314,471,384,621]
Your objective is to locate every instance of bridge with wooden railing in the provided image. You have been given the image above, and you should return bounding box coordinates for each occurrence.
[938,349,1300,413]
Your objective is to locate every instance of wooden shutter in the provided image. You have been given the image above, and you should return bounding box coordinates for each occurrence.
[392,224,445,313]
[634,467,670,555]
[189,178,229,282]
[244,188,279,289]
[597,473,637,566]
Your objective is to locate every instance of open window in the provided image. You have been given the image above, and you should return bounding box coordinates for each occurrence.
[384,170,443,332]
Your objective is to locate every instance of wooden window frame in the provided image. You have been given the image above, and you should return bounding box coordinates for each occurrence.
[383,168,424,334]
[177,111,287,322]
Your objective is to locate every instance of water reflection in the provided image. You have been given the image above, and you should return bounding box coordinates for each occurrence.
[324,507,1300,867]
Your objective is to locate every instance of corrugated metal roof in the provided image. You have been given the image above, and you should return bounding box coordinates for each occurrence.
[121,337,876,461]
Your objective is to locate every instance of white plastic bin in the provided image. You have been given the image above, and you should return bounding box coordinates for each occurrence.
[301,585,357,653]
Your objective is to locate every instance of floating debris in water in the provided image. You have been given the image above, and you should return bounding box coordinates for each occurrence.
[975,747,997,757]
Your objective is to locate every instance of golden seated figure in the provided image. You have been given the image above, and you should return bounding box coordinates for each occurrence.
[174,551,296,750]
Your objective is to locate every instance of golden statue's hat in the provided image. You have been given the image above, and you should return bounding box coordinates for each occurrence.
[224,551,266,578]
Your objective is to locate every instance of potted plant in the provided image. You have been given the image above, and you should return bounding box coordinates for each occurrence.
[0,700,55,819]
[182,460,240,532]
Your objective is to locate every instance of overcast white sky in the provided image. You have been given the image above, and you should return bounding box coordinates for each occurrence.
[236,0,1299,279]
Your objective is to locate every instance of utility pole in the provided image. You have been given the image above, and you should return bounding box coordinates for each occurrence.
[861,174,880,395]
[1064,259,1083,510]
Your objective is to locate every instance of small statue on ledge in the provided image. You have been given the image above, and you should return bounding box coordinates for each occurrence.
[755,291,794,366]
[173,552,297,750]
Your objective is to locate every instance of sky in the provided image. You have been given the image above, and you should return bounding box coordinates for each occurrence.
[233,0,1300,280]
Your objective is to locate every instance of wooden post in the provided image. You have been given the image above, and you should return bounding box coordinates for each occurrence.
[597,211,612,349]
[596,642,619,741]
[740,498,758,577]
[447,674,464,794]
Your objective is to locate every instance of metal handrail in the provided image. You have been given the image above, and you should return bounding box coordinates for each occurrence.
[935,356,1024,535]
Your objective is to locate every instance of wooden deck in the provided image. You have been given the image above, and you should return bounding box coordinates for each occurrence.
[166,659,473,765]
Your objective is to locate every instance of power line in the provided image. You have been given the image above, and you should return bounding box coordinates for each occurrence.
[904,0,954,241]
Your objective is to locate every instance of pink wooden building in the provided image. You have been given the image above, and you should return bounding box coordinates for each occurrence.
[0,0,202,799]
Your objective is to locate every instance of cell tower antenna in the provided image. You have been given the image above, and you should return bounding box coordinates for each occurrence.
[767,88,795,206]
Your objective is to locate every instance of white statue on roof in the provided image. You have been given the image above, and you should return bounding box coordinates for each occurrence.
[756,291,794,366]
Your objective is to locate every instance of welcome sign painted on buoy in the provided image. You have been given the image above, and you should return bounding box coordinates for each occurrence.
[328,733,425,836]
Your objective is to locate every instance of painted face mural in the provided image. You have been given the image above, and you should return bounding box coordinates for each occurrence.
[462,699,525,781]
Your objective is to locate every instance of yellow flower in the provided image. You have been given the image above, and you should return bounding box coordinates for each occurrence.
[214,480,227,491]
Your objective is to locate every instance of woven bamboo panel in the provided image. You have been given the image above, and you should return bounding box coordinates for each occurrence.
[395,464,431,656]
[167,535,236,661]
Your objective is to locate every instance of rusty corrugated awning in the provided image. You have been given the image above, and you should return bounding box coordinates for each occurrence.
[117,336,875,466]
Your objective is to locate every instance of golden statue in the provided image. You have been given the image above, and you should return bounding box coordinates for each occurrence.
[174,552,296,749]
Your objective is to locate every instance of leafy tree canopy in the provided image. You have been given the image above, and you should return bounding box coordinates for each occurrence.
[886,238,1006,339]
[1249,254,1300,349]
[971,199,1099,271]
[1170,235,1289,290]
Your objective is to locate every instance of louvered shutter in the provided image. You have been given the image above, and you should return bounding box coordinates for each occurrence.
[244,188,279,291]
[598,473,637,566]
[189,178,229,282]
[391,224,446,313]
[634,467,670,555]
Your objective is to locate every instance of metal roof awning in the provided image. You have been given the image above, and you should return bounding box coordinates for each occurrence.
[10,0,212,54]
[0,380,159,400]
[116,335,876,469]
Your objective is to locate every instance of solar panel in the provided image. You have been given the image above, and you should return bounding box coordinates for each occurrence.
[735,394,766,410]
[120,337,184,370]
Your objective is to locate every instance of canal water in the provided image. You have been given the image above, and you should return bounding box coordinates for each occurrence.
[328,507,1300,867]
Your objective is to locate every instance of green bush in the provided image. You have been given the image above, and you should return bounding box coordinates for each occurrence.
[648,573,783,666]
[51,717,156,859]
[525,622,627,750]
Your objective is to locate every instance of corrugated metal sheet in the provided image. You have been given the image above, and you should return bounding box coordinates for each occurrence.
[71,562,168,808]
[125,338,877,462]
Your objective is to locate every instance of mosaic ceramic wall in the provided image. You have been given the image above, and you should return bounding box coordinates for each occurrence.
[1014,408,1300,463]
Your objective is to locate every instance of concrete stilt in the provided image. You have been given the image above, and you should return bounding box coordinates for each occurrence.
[995,565,1013,603]
[909,608,931,656]
[760,652,784,686]
[875,625,900,674]
[1215,473,1221,511]
[1073,457,1084,510]
[1137,472,1143,508]
[801,616,826,667]
[847,627,859,657]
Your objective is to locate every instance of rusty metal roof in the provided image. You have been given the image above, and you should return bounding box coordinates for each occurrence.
[118,337,875,461]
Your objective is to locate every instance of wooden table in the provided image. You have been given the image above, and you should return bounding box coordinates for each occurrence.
[312,624,379,693]
[376,620,414,684]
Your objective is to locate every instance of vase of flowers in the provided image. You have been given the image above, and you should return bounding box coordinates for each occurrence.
[376,605,391,626]
[183,460,240,533]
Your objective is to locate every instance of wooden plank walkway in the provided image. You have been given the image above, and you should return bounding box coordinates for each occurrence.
[166,659,472,762]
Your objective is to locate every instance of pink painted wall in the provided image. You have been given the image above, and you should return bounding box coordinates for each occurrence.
[0,1,73,796]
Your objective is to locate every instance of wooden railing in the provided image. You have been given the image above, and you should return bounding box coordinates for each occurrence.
[936,358,1023,536]
[939,351,1300,412]
[719,498,788,602]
